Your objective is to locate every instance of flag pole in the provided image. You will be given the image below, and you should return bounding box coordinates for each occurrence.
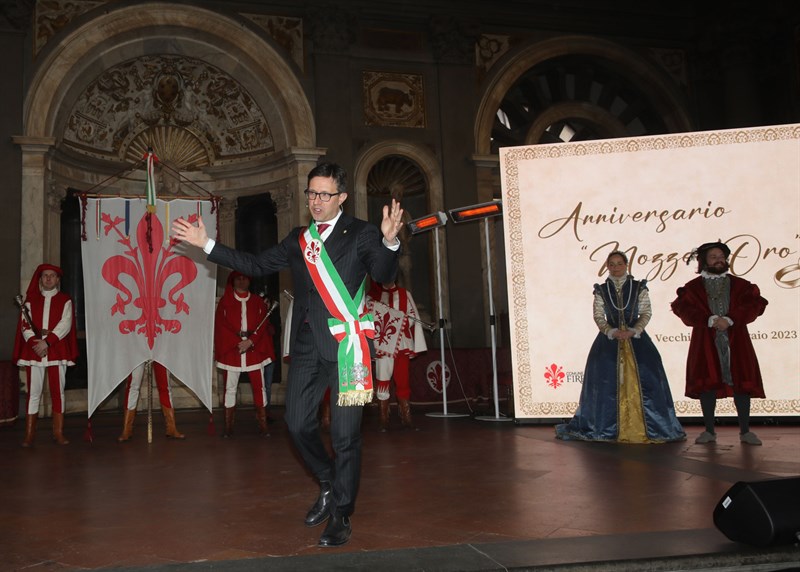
[147,360,153,444]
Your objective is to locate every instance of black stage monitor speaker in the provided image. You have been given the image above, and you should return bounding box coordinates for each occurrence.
[713,476,800,547]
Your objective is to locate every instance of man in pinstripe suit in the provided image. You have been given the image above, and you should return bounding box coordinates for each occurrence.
[173,162,404,547]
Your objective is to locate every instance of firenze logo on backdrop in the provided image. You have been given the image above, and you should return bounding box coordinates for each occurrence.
[544,364,584,388]
[544,364,565,389]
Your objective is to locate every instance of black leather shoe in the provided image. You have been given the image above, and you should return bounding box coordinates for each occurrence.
[304,481,332,527]
[318,513,351,547]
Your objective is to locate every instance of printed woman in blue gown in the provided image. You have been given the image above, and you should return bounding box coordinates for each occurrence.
[556,251,685,443]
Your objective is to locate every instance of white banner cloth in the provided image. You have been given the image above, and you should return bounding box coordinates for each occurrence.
[81,198,217,416]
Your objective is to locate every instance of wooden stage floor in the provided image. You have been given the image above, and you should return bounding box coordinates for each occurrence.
[1,404,799,571]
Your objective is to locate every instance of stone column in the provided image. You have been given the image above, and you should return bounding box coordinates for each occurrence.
[216,199,236,247]
[270,184,296,319]
[280,148,326,228]
[46,184,66,268]
[13,136,55,294]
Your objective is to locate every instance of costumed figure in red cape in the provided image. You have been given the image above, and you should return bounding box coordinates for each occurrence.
[117,361,186,441]
[367,281,427,431]
[671,241,768,446]
[214,271,275,437]
[13,264,78,447]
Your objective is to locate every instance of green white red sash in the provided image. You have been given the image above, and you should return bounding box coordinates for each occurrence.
[300,222,375,405]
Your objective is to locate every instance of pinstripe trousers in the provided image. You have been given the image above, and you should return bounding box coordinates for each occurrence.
[284,322,364,517]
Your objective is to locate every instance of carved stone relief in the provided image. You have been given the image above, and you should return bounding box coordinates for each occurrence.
[646,47,689,91]
[243,14,304,71]
[34,0,105,56]
[269,184,292,214]
[306,6,355,53]
[63,55,275,170]
[429,16,478,64]
[362,72,425,128]
[476,34,512,76]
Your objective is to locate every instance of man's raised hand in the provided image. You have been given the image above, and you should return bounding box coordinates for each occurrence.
[172,216,209,248]
[381,198,404,244]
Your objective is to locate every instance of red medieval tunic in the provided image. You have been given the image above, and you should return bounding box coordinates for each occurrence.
[214,290,275,373]
[671,275,767,398]
[13,289,78,367]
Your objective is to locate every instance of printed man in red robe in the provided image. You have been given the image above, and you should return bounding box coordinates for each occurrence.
[215,271,275,437]
[13,264,78,447]
[671,241,768,446]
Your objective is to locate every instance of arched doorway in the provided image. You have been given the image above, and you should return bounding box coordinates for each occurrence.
[476,35,693,156]
[18,2,318,289]
[355,142,445,342]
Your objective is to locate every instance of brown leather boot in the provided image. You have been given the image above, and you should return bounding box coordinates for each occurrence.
[52,412,70,445]
[320,400,331,433]
[255,406,269,437]
[398,399,416,430]
[161,405,185,439]
[223,407,235,438]
[378,399,390,432]
[117,408,136,442]
[22,413,38,447]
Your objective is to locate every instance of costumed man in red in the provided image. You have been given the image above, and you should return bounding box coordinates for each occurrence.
[215,271,275,437]
[671,241,768,446]
[13,264,78,447]
[117,361,185,441]
[367,281,427,431]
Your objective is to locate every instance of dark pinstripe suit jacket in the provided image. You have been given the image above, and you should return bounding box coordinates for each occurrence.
[208,214,399,362]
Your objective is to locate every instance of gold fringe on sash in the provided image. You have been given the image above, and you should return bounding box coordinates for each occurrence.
[337,389,374,407]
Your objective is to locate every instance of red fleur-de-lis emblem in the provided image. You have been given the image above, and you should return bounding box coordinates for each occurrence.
[304,239,322,265]
[544,363,565,389]
[101,212,198,349]
[426,360,451,394]
[401,315,414,339]
[374,312,400,346]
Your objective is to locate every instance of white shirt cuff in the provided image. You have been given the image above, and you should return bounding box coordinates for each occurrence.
[383,237,400,251]
[203,238,216,254]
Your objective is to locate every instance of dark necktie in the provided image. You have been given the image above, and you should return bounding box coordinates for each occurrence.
[317,223,330,235]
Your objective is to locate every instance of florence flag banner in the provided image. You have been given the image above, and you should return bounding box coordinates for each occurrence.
[81,198,217,416]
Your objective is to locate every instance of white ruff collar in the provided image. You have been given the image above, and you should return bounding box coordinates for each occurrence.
[609,273,629,287]
[701,270,729,280]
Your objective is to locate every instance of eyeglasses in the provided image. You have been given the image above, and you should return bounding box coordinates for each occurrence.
[304,190,340,202]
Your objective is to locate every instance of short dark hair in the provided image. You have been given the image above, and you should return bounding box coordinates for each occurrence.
[308,162,347,195]
[606,250,628,265]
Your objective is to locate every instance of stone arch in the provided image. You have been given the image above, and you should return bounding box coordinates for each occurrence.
[353,141,443,218]
[353,141,449,328]
[474,34,693,155]
[17,2,319,285]
[24,2,313,148]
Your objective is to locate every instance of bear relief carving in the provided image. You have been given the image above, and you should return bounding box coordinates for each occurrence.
[376,87,414,113]
[363,71,425,127]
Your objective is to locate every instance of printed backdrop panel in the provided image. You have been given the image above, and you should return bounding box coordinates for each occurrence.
[81,198,218,416]
[500,125,800,420]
